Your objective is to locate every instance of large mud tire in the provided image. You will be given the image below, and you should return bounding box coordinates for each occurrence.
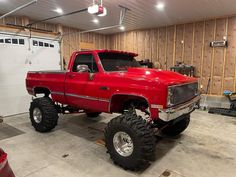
[104,113,156,171]
[29,97,58,133]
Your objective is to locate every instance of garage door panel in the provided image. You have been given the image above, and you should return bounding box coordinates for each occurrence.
[0,96,31,116]
[29,39,60,71]
[0,33,60,116]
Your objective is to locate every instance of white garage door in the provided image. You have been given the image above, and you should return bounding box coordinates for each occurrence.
[0,33,61,117]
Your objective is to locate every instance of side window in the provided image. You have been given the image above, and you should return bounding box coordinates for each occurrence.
[72,54,98,73]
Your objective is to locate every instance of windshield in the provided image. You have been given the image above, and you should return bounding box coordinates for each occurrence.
[99,53,140,71]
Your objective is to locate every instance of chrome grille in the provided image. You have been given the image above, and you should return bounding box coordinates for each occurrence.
[169,82,198,106]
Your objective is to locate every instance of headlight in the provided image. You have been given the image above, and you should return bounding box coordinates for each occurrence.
[167,86,174,107]
[194,83,199,96]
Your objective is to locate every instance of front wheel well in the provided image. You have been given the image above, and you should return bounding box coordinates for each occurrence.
[110,94,149,113]
[34,87,50,97]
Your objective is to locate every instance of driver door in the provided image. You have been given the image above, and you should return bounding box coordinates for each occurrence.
[65,52,101,111]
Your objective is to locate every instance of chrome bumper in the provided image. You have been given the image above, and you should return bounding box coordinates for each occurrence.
[159,95,201,122]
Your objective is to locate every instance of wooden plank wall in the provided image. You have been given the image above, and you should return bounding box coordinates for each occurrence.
[109,16,236,96]
[224,17,236,92]
[61,26,110,66]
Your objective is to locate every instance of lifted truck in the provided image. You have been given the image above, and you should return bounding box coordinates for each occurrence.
[26,50,200,170]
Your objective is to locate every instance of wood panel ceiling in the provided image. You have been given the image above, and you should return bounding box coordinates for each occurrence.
[0,0,236,34]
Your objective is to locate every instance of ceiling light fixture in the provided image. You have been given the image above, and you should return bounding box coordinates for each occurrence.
[92,18,99,24]
[54,8,63,14]
[120,26,125,31]
[156,2,165,11]
[88,4,99,14]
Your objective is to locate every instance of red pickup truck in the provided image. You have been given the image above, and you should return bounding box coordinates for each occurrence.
[26,50,200,170]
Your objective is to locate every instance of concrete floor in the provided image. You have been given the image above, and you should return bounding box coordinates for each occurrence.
[0,110,236,177]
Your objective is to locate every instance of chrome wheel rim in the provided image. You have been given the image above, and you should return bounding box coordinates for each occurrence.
[113,131,134,157]
[33,108,42,124]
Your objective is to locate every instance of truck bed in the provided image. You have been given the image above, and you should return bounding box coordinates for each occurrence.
[26,70,67,104]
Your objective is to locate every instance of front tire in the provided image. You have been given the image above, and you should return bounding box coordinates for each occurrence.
[161,114,190,136]
[29,97,58,133]
[104,113,156,171]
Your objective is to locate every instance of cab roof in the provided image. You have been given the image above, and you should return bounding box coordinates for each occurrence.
[79,50,138,57]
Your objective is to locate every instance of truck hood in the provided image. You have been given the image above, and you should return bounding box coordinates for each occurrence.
[125,67,197,85]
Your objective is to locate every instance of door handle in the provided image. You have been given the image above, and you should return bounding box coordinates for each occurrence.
[100,86,109,91]
[68,74,75,78]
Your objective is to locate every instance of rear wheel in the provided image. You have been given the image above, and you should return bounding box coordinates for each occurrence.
[29,97,58,132]
[104,113,156,171]
[86,112,101,118]
[161,114,190,136]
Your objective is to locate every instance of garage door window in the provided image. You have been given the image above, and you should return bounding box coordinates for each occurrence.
[5,39,11,43]
[39,41,43,46]
[12,39,18,44]
[33,40,38,46]
[19,39,25,45]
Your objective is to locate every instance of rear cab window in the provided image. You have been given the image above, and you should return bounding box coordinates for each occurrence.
[98,52,140,72]
[72,53,98,73]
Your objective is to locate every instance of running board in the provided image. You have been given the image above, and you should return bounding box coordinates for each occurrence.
[208,107,236,117]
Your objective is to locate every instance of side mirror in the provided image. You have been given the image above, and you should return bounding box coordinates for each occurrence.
[77,65,90,73]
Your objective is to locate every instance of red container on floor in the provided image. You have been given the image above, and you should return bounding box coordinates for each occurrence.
[0,149,15,177]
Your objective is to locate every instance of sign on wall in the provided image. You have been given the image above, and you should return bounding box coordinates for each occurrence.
[210,40,228,48]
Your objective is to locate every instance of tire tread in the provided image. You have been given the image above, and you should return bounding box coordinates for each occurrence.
[29,97,58,132]
[104,113,156,171]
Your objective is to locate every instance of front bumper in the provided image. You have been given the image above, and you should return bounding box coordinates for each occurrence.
[159,95,201,122]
